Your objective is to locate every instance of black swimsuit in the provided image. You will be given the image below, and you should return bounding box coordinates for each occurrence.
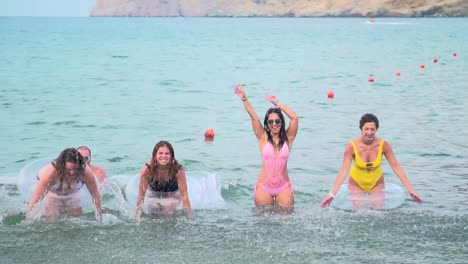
[146,164,179,192]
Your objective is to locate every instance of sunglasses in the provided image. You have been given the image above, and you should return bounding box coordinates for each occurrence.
[83,156,90,162]
[267,119,281,125]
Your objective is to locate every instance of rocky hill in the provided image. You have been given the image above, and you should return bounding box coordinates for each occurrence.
[90,0,468,17]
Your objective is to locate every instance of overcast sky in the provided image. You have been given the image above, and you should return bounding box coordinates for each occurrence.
[0,0,96,17]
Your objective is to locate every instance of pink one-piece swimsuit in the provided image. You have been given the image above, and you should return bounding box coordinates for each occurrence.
[255,141,293,197]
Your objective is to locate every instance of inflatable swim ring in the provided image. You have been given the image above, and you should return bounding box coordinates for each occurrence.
[17,157,94,211]
[331,182,405,210]
[17,157,53,203]
[125,171,226,212]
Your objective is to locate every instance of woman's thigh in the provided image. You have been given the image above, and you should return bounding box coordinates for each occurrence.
[43,194,62,217]
[369,182,385,209]
[275,186,294,208]
[254,184,274,206]
[348,181,366,210]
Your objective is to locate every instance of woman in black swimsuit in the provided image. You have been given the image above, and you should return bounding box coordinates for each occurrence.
[136,141,192,218]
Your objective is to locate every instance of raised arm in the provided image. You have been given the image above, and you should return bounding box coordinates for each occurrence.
[135,165,149,218]
[234,83,264,140]
[27,164,54,212]
[265,95,299,144]
[383,141,423,203]
[176,167,193,218]
[320,143,354,207]
[83,165,102,220]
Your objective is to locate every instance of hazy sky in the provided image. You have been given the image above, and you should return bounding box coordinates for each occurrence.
[0,0,96,17]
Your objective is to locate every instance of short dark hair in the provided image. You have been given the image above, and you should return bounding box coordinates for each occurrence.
[359,113,379,129]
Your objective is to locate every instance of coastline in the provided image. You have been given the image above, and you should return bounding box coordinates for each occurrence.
[89,0,468,17]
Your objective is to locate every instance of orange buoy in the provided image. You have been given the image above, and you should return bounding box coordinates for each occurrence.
[420,64,425,69]
[204,128,215,140]
[433,58,438,63]
[327,91,334,99]
[395,71,401,76]
[368,76,375,82]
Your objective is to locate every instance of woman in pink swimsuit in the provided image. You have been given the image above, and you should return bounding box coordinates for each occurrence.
[235,83,299,209]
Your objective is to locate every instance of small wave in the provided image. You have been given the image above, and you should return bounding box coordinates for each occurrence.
[107,157,124,163]
[159,79,183,86]
[1,212,25,225]
[0,177,16,186]
[420,153,451,157]
[222,181,252,201]
[183,159,202,166]
[53,121,77,126]
[26,121,46,125]
[72,124,97,128]
[101,125,122,129]
[372,83,393,87]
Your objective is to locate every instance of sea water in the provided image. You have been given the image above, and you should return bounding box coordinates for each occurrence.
[0,17,467,263]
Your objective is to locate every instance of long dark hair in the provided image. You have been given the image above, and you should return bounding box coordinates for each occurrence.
[52,148,86,190]
[145,141,182,183]
[263,108,288,149]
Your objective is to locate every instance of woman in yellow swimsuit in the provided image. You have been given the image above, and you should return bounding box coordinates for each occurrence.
[320,113,423,208]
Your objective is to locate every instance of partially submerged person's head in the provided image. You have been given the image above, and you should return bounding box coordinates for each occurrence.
[77,146,91,164]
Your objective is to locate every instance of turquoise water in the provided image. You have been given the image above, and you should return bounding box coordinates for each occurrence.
[0,17,467,263]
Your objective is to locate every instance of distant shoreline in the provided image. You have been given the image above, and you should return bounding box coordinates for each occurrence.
[87,13,468,18]
[87,15,468,18]
[89,0,468,18]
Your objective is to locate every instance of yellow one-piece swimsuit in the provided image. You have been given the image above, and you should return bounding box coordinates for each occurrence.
[349,139,384,191]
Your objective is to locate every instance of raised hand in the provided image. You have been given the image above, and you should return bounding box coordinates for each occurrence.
[264,95,279,106]
[234,83,247,101]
